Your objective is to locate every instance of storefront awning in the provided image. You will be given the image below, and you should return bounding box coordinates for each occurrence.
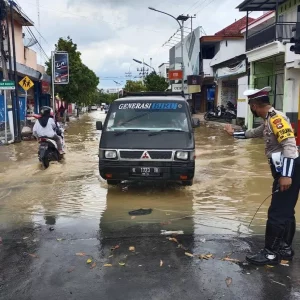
[237,0,286,11]
[215,60,246,80]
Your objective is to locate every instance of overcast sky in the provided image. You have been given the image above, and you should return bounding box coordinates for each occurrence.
[16,0,261,89]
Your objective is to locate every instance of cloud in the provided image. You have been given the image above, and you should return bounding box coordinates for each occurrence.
[17,0,261,88]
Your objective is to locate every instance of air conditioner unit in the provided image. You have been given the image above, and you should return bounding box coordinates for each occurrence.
[294,59,300,68]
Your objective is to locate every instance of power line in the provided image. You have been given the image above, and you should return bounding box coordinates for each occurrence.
[17,0,168,34]
[195,0,217,15]
[12,4,50,61]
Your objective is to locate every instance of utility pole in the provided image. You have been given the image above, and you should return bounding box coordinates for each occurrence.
[189,14,196,32]
[10,0,21,141]
[148,8,189,95]
[0,0,15,140]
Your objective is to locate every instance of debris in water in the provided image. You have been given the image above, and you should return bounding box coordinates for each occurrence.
[109,255,114,258]
[225,277,232,287]
[23,237,29,240]
[131,216,136,220]
[104,264,112,267]
[128,209,152,216]
[200,238,206,243]
[111,245,120,251]
[67,267,75,273]
[129,246,135,252]
[222,257,240,263]
[49,227,55,231]
[57,238,63,241]
[86,259,92,264]
[161,221,172,226]
[90,262,97,269]
[161,230,184,235]
[270,279,286,287]
[199,254,213,260]
[185,252,194,258]
[280,260,289,266]
[28,253,39,258]
[76,252,86,257]
[266,265,275,268]
[0,237,2,244]
[119,262,126,266]
[168,237,179,243]
[160,260,163,267]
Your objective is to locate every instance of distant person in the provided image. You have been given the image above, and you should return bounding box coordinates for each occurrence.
[33,106,64,154]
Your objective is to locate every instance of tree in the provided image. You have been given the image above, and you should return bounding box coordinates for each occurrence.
[46,37,99,106]
[144,72,169,92]
[124,80,145,92]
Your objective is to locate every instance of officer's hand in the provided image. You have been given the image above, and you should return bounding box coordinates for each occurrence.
[224,124,234,136]
[279,177,292,192]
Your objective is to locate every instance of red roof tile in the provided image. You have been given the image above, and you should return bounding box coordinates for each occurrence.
[214,16,255,36]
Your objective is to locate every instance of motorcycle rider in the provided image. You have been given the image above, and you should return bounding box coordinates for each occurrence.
[33,106,64,154]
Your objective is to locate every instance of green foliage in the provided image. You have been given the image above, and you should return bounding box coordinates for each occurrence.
[144,72,169,92]
[93,89,119,105]
[124,80,145,92]
[46,36,99,105]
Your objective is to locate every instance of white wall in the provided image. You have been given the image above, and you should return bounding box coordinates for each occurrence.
[159,63,169,78]
[210,39,245,67]
[237,76,248,119]
[203,59,213,77]
[284,68,300,113]
[172,26,201,79]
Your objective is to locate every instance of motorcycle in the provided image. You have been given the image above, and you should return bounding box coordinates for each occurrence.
[204,105,226,121]
[223,101,237,122]
[37,121,65,169]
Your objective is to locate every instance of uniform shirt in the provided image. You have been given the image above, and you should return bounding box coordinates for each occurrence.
[233,107,298,177]
[33,118,56,138]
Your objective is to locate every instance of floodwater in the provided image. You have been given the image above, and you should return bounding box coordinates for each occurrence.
[0,111,299,237]
[1,111,300,300]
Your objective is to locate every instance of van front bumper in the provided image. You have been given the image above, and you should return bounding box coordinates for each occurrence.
[99,160,195,181]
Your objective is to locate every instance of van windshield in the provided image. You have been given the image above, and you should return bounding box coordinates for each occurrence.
[105,101,190,132]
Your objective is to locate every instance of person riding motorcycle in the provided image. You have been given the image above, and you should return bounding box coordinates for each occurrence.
[33,106,64,154]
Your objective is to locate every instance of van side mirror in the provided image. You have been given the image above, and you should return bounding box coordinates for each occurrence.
[96,121,102,130]
[192,118,200,128]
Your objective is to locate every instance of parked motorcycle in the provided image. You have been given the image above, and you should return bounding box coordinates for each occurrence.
[223,101,237,122]
[204,105,226,121]
[38,122,65,169]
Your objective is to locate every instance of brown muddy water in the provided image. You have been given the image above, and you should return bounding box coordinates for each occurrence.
[0,111,299,238]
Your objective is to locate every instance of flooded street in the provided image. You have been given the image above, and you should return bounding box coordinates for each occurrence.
[0,112,300,300]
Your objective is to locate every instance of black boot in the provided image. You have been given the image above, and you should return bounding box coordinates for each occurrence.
[279,221,295,261]
[246,222,284,266]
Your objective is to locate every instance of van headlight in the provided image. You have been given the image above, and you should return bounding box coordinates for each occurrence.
[176,151,188,160]
[105,150,117,159]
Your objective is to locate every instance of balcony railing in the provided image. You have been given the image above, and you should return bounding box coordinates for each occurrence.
[246,22,297,52]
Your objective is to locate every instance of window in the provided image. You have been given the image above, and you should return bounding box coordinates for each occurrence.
[105,102,190,132]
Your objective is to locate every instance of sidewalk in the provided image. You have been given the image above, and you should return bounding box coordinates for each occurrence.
[194,113,242,130]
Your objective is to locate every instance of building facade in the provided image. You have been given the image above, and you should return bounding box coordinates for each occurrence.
[0,4,51,126]
[237,0,300,139]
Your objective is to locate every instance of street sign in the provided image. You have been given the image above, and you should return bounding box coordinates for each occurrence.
[0,81,15,90]
[19,76,34,91]
[169,70,183,80]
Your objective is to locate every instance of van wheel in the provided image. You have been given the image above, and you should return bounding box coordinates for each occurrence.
[182,180,193,186]
[107,180,121,185]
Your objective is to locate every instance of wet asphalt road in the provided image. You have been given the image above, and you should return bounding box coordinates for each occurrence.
[0,111,300,300]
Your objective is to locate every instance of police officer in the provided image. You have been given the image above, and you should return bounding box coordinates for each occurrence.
[224,86,300,266]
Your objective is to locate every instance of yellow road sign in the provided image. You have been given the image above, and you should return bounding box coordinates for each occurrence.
[19,76,34,91]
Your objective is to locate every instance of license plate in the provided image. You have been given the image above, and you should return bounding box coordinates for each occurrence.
[131,167,160,176]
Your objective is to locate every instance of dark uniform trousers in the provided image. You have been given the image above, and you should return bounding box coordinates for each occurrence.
[269,157,300,229]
